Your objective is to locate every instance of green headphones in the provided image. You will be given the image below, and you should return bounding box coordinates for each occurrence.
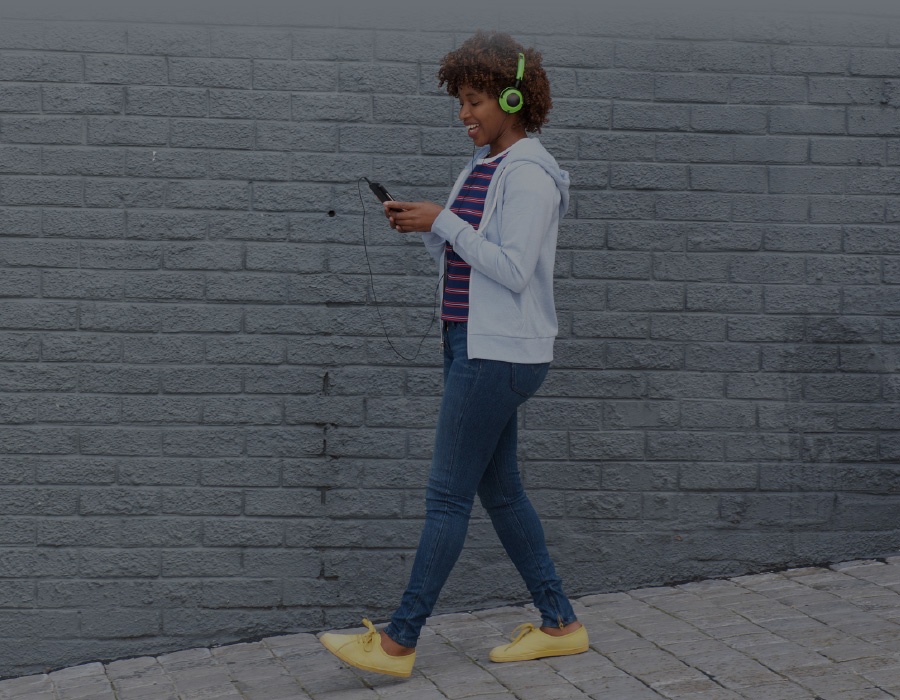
[498,52,526,114]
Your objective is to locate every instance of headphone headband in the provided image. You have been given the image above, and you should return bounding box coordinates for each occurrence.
[514,52,525,85]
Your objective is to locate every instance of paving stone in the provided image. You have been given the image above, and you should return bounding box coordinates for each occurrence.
[312,688,380,700]
[105,657,160,679]
[0,675,51,693]
[573,675,666,698]
[239,688,312,700]
[832,560,884,571]
[733,683,815,700]
[56,681,116,699]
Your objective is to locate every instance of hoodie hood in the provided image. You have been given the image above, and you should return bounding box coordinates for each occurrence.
[473,137,570,220]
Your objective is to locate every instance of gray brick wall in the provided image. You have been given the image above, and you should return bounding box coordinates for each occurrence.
[1,1,900,677]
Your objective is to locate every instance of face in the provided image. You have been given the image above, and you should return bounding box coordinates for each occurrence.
[457,85,515,151]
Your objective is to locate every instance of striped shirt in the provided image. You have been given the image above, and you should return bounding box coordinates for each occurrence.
[441,152,508,323]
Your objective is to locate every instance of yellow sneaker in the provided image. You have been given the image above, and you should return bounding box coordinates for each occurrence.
[319,618,415,678]
[489,623,589,663]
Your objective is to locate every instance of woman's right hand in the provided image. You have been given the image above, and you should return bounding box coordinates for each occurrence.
[383,201,443,234]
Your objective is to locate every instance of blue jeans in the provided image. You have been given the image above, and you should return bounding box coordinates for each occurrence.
[383,321,577,648]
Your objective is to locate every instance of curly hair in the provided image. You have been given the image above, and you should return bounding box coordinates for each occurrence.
[437,31,552,134]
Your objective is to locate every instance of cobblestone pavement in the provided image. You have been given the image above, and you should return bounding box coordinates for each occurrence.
[7,559,900,699]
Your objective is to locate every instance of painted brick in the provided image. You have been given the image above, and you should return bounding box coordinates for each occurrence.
[125,148,208,179]
[772,46,849,74]
[733,136,808,164]
[686,284,762,312]
[125,87,208,117]
[613,102,688,131]
[578,70,654,100]
[84,55,167,85]
[615,41,692,71]
[765,286,842,314]
[611,163,688,191]
[0,145,40,174]
[0,85,41,113]
[763,225,841,253]
[339,63,418,94]
[256,122,336,151]
[209,152,290,181]
[252,60,337,91]
[849,108,900,136]
[127,211,208,240]
[42,85,123,114]
[209,29,291,59]
[810,138,886,165]
[169,58,252,89]
[2,116,83,144]
[167,181,251,210]
[811,198,884,224]
[170,119,254,149]
[657,193,731,221]
[0,21,46,50]
[0,240,78,267]
[42,270,124,300]
[294,29,375,61]
[653,253,728,283]
[655,134,731,163]
[0,270,38,297]
[770,106,846,135]
[41,147,124,176]
[127,25,210,56]
[651,313,726,339]
[81,241,160,270]
[87,117,169,146]
[85,179,166,208]
[732,195,808,222]
[209,89,290,120]
[691,105,767,133]
[0,53,82,82]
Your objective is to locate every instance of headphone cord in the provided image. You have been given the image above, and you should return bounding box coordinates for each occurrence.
[356,178,442,362]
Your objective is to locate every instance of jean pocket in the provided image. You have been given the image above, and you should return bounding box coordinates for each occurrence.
[510,362,549,398]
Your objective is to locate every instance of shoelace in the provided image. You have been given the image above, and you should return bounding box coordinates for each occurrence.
[508,623,536,645]
[357,618,378,650]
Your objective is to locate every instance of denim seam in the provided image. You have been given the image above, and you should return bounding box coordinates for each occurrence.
[488,450,562,626]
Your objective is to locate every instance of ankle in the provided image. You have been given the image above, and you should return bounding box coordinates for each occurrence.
[379,631,415,656]
[540,621,582,637]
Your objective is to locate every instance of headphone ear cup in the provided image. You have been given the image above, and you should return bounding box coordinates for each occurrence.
[499,87,524,114]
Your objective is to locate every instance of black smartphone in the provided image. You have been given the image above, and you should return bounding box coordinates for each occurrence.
[365,178,394,204]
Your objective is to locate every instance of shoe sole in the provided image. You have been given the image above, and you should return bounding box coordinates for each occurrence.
[490,644,590,663]
[320,636,413,678]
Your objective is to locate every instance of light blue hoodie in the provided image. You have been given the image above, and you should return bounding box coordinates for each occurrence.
[421,137,570,364]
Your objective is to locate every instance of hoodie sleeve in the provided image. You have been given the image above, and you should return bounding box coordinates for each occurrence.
[430,162,558,294]
[420,230,445,264]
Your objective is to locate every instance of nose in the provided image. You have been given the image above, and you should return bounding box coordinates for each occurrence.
[458,103,468,121]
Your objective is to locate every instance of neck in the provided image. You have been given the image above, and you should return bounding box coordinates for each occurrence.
[488,131,526,158]
[489,115,526,158]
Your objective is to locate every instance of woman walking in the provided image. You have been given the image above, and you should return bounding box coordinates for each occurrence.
[320,30,587,677]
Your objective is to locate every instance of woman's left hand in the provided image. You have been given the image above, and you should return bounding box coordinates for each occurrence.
[384,201,444,233]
